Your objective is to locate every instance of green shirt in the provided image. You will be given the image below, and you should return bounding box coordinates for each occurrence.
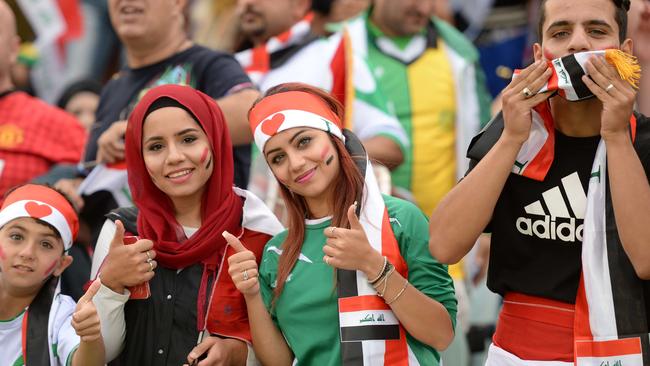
[259,195,457,365]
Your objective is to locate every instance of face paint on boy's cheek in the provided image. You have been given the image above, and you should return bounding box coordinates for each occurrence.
[543,48,558,61]
[325,155,334,165]
[43,260,58,277]
[200,148,209,164]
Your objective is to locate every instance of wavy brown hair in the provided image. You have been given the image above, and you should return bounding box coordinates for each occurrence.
[250,82,365,302]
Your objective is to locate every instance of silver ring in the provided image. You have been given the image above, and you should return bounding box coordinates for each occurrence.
[145,250,151,261]
[325,256,331,265]
[243,269,249,281]
[605,83,615,93]
[329,227,336,235]
[148,261,154,272]
[522,87,533,98]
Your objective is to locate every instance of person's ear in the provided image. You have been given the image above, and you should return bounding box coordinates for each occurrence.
[533,43,543,62]
[294,0,311,19]
[8,35,20,66]
[621,38,633,55]
[53,255,73,277]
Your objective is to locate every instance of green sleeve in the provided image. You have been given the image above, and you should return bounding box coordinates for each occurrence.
[386,196,458,330]
[258,234,286,325]
[474,65,493,129]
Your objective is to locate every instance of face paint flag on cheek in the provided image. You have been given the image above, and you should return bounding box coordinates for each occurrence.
[513,49,641,101]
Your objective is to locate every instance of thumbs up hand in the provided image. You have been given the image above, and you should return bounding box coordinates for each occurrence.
[225,231,260,297]
[99,220,156,294]
[323,203,384,277]
[72,280,103,342]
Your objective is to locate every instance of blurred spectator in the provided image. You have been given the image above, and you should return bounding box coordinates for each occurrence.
[628,0,650,115]
[190,0,240,52]
[310,0,370,36]
[54,0,258,261]
[234,0,407,221]
[11,42,36,94]
[235,0,406,167]
[83,0,255,172]
[453,0,534,97]
[33,80,102,188]
[64,0,121,84]
[57,79,102,131]
[0,1,86,197]
[347,0,491,217]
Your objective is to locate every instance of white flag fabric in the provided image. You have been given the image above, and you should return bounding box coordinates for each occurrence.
[78,163,132,207]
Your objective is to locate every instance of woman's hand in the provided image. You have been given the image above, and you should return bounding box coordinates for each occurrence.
[96,120,127,164]
[99,220,157,294]
[183,336,248,366]
[500,60,553,145]
[323,203,384,278]
[582,55,637,142]
[225,231,260,297]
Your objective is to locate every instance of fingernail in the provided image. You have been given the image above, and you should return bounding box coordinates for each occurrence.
[222,231,229,238]
[353,200,358,207]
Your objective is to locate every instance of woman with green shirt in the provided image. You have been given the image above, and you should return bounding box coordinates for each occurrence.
[224,82,457,366]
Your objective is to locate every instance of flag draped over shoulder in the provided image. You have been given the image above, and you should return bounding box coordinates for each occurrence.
[337,131,419,365]
[468,105,650,365]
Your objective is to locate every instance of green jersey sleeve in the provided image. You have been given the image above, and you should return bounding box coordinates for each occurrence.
[258,232,288,326]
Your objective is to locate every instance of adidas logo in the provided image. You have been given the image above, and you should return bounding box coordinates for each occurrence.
[516,172,586,243]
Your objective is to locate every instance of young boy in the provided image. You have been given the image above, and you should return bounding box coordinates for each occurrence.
[0,184,104,366]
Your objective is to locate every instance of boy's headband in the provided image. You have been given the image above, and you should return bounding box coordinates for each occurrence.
[0,185,78,250]
[249,91,345,152]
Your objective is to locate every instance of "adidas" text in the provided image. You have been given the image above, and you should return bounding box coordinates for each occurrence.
[516,216,583,242]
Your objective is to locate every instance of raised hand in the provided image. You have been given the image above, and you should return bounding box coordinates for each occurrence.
[96,120,127,164]
[500,60,553,145]
[582,55,637,141]
[323,203,384,277]
[72,280,102,342]
[225,231,260,297]
[99,220,157,294]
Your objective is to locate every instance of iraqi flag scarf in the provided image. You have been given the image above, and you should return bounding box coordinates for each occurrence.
[249,90,419,365]
[468,102,650,365]
[514,50,640,101]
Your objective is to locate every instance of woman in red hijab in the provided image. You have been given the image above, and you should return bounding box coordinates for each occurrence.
[88,84,282,365]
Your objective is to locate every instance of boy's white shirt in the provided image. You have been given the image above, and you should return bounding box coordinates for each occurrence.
[0,294,80,366]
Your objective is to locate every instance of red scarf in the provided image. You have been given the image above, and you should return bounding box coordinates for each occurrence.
[125,84,243,329]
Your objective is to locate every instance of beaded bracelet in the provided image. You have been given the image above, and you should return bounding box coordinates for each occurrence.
[386,278,409,305]
[375,265,395,297]
[368,256,388,285]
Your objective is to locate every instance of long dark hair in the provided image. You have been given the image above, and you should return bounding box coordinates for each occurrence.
[251,83,365,301]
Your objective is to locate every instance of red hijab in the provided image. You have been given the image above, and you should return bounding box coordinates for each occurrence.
[125,84,243,272]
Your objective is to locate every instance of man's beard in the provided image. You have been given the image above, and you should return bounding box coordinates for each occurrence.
[239,7,267,39]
